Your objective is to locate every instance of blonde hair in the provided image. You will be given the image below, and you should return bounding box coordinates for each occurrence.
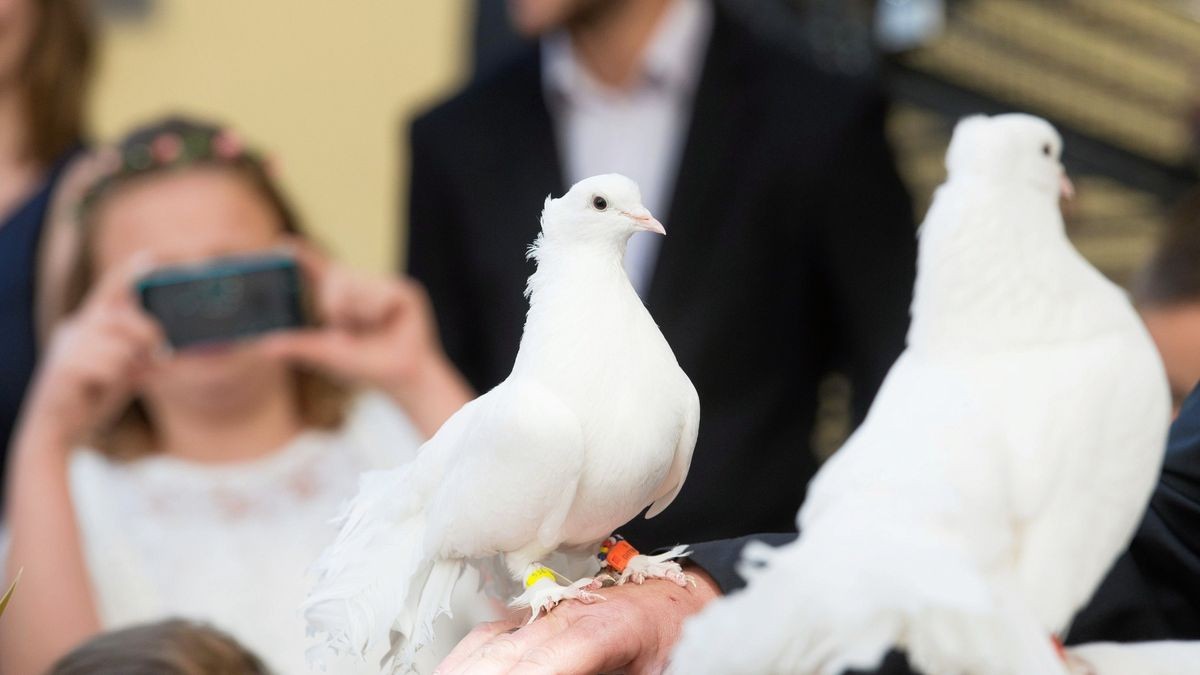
[49,619,272,675]
[63,117,350,459]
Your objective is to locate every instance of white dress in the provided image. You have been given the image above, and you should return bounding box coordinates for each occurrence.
[68,393,498,674]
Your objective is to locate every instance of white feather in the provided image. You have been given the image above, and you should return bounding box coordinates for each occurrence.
[671,114,1171,675]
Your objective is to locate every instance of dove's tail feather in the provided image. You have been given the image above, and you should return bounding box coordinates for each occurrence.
[671,519,1067,675]
[303,467,463,674]
[380,557,466,673]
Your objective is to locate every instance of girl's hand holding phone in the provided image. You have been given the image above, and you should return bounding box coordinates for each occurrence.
[22,254,163,450]
[259,245,473,436]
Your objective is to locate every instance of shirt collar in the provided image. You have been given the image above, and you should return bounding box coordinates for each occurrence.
[541,0,713,103]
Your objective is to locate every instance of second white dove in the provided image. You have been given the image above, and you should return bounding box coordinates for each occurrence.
[670,114,1171,675]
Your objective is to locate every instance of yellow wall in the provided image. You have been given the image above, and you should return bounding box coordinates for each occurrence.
[91,1,469,273]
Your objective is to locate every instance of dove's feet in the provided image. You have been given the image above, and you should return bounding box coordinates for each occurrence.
[515,577,604,622]
[510,565,604,622]
[616,544,693,586]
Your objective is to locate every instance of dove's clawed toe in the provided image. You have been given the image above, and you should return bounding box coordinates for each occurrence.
[515,576,605,622]
[616,544,692,586]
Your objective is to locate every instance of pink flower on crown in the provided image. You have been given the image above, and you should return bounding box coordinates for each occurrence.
[213,129,244,159]
[151,133,183,163]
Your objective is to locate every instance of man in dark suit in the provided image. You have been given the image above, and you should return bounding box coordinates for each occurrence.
[407,0,916,549]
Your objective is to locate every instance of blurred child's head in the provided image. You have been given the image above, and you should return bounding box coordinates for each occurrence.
[1133,188,1200,411]
[68,116,347,457]
[49,619,270,675]
[0,0,93,162]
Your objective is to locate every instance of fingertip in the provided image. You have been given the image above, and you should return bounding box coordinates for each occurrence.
[95,146,121,170]
[140,318,168,353]
[402,276,431,298]
[112,253,157,301]
[153,343,174,362]
[276,237,301,259]
[287,238,331,276]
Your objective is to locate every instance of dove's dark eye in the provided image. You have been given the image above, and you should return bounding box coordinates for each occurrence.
[1042,143,1052,157]
[592,195,608,211]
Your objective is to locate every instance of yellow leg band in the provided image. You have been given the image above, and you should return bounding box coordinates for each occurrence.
[524,566,556,588]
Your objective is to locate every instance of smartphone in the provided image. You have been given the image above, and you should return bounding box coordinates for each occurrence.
[137,253,308,349]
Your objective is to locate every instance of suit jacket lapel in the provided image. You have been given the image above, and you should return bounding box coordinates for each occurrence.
[515,48,567,201]
[486,48,566,273]
[647,5,752,323]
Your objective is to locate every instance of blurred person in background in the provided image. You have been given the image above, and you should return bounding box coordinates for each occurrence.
[407,0,917,551]
[0,117,494,674]
[0,0,92,498]
[1133,189,1200,413]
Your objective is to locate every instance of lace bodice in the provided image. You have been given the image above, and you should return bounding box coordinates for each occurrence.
[69,393,497,674]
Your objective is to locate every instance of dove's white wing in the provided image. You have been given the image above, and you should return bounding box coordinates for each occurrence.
[973,329,1168,631]
[646,378,700,519]
[673,352,1065,675]
[800,351,1010,537]
[305,376,585,669]
[422,375,586,559]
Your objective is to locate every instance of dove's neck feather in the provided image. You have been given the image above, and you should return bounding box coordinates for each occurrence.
[907,180,1125,352]
[523,233,630,299]
[516,233,646,366]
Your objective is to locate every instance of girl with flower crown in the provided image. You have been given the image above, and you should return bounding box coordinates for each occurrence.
[0,117,498,674]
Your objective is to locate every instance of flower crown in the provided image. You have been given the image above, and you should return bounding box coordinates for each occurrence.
[78,125,274,221]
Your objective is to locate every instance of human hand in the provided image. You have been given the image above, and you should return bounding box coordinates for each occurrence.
[22,253,164,449]
[436,568,721,675]
[259,243,472,435]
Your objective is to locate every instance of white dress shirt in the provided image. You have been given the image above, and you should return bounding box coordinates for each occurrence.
[542,0,713,297]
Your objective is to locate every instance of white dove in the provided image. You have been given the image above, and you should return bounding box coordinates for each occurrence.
[303,173,699,672]
[670,114,1171,675]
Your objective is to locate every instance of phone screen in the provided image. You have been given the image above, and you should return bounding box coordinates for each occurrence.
[138,254,308,349]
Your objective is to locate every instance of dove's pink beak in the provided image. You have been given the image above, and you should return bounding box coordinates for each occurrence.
[1060,172,1075,201]
[623,207,666,235]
